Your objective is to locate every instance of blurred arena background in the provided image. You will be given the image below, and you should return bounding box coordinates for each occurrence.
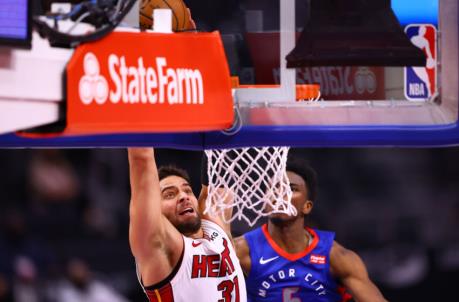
[1,147,459,301]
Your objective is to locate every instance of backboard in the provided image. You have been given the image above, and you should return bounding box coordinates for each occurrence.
[0,0,458,148]
[208,0,459,148]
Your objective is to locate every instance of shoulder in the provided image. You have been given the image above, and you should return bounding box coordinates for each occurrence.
[244,224,265,240]
[233,225,265,257]
[311,227,335,236]
[234,236,250,256]
[233,235,252,276]
[238,226,265,252]
[330,241,350,257]
[329,241,365,278]
[330,241,358,265]
[309,228,335,243]
[307,228,335,255]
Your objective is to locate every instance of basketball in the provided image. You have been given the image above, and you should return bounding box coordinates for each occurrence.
[139,0,191,31]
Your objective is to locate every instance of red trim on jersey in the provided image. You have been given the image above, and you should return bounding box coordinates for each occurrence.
[261,224,319,261]
[337,285,353,302]
[146,282,175,302]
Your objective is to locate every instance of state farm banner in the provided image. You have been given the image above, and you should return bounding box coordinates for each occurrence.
[245,32,385,100]
[66,31,233,134]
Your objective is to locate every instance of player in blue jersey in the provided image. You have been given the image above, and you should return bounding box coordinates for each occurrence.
[234,157,387,302]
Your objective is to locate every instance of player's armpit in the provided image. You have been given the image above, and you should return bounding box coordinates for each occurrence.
[233,236,252,277]
[135,219,184,287]
[329,242,388,302]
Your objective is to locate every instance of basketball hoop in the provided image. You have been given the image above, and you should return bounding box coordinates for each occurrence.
[204,147,296,227]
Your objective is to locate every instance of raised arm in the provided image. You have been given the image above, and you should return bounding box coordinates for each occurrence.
[330,242,387,302]
[128,148,183,286]
[198,185,235,238]
[198,153,235,237]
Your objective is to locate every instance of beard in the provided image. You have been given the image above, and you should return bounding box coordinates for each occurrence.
[269,216,295,227]
[269,211,302,227]
[176,216,202,236]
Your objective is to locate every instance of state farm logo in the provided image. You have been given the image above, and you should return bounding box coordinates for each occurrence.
[354,67,376,95]
[78,52,204,106]
[79,53,109,105]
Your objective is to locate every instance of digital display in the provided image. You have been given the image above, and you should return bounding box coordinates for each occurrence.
[0,0,31,47]
[392,0,438,26]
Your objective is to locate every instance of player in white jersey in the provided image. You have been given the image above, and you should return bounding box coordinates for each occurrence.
[128,148,246,302]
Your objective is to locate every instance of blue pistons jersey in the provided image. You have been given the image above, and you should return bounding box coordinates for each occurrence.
[244,224,350,302]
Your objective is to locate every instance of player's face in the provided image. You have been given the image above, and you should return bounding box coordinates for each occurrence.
[159,175,201,235]
[269,171,313,222]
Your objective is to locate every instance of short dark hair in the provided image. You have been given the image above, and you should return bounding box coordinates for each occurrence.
[286,157,318,202]
[158,165,191,184]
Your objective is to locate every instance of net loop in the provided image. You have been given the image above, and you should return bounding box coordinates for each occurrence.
[204,147,296,227]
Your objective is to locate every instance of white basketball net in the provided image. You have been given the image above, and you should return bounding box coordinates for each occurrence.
[204,147,296,227]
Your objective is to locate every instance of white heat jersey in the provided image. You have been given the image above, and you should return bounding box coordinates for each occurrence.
[138,219,247,302]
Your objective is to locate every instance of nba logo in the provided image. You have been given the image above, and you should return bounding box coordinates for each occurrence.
[404,24,437,101]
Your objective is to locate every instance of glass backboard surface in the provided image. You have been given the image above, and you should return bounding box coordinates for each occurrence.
[0,0,31,47]
[222,0,455,128]
[168,0,451,127]
[203,0,459,148]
